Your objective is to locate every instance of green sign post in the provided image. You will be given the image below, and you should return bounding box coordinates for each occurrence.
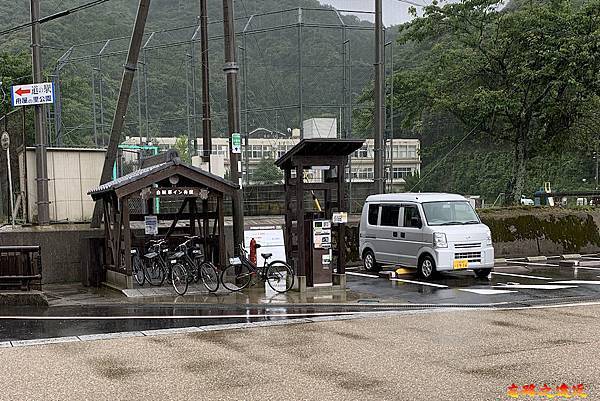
[231,133,241,154]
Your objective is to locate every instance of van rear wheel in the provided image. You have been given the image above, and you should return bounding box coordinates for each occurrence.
[363,250,380,272]
[417,255,436,279]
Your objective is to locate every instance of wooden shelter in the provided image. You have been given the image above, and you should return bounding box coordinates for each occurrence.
[275,138,364,289]
[88,155,237,289]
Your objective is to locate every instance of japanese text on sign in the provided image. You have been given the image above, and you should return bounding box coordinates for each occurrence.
[11,83,54,107]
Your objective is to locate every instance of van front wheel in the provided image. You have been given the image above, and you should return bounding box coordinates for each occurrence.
[363,250,380,272]
[417,255,436,279]
[474,269,492,279]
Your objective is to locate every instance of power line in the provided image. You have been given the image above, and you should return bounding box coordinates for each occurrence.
[0,0,111,37]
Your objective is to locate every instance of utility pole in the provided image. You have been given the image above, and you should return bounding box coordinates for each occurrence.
[91,0,151,226]
[31,0,50,224]
[222,0,244,253]
[200,0,212,163]
[374,0,385,194]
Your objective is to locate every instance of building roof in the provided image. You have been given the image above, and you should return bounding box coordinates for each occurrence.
[366,193,468,203]
[87,158,238,199]
[275,138,364,170]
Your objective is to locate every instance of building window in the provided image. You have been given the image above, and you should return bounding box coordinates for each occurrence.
[353,146,368,158]
[407,145,417,159]
[393,167,412,179]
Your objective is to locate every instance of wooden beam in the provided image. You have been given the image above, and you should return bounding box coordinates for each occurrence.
[296,163,306,277]
[165,198,189,239]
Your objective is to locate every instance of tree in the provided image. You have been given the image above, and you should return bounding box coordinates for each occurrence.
[252,158,283,184]
[0,51,30,116]
[386,0,600,203]
[173,135,191,163]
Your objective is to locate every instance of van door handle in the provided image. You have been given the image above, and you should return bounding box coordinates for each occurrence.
[400,232,406,238]
[393,232,398,238]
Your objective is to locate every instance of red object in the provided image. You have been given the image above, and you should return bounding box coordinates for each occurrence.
[250,238,257,265]
[15,88,31,96]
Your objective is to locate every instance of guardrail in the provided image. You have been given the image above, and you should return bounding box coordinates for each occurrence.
[0,246,42,291]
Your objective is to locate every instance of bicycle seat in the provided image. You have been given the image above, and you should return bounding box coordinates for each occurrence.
[261,253,273,260]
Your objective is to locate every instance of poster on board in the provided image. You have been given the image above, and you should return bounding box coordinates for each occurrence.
[244,225,286,263]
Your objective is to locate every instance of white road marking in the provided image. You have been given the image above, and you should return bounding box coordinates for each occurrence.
[390,278,449,288]
[0,311,372,321]
[459,289,518,295]
[493,284,577,290]
[499,300,600,311]
[346,271,380,278]
[572,266,600,270]
[551,280,600,285]
[491,272,552,280]
[345,266,359,271]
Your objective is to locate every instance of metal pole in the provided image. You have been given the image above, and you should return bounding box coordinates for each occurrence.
[142,33,154,143]
[189,40,198,159]
[91,65,98,146]
[222,0,245,253]
[200,0,212,163]
[389,40,394,193]
[136,63,143,147]
[242,37,250,185]
[92,0,151,226]
[6,147,14,227]
[22,106,29,223]
[297,8,303,137]
[31,0,50,225]
[374,0,385,194]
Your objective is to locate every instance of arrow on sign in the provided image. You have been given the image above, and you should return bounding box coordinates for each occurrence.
[15,88,31,96]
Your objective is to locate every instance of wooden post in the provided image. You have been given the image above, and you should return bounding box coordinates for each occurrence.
[217,194,226,267]
[337,159,347,274]
[283,168,292,261]
[122,196,132,277]
[189,198,197,236]
[203,198,210,260]
[295,162,305,277]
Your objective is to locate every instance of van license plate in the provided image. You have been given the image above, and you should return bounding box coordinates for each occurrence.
[453,259,468,269]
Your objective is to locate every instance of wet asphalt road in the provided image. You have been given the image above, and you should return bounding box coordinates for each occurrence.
[2,256,600,342]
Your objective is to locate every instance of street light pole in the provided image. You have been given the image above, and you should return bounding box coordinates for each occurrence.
[374,0,385,194]
[222,0,245,253]
[30,0,50,225]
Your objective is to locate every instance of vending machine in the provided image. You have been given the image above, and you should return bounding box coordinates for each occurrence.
[309,219,333,287]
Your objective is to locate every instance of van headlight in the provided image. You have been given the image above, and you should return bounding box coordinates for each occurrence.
[485,234,493,247]
[433,232,447,248]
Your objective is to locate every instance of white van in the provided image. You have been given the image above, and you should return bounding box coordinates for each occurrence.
[359,193,494,279]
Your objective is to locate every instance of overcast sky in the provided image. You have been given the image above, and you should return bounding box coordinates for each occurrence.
[320,0,428,26]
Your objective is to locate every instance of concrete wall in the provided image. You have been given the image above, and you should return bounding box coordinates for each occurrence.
[479,207,600,258]
[4,208,600,286]
[0,224,103,284]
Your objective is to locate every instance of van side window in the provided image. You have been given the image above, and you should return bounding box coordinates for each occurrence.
[380,205,400,227]
[368,204,379,225]
[403,205,422,228]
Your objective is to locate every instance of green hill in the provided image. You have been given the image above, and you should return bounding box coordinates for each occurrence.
[0,0,379,145]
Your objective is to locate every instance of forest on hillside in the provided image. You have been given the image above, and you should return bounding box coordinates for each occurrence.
[1,0,600,205]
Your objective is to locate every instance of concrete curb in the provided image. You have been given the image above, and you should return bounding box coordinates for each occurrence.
[0,291,49,307]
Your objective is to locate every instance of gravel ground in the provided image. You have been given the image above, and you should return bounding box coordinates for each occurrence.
[0,304,598,401]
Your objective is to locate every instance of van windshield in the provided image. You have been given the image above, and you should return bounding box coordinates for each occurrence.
[422,201,480,226]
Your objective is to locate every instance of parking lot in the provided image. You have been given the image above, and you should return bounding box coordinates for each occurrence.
[345,255,600,306]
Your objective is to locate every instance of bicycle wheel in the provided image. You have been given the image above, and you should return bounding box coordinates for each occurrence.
[132,253,145,286]
[145,258,166,286]
[171,263,189,295]
[266,261,294,293]
[198,261,219,292]
[220,263,252,292]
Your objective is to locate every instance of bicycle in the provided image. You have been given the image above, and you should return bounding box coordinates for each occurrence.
[220,244,294,293]
[171,235,219,293]
[131,248,146,286]
[143,238,189,295]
